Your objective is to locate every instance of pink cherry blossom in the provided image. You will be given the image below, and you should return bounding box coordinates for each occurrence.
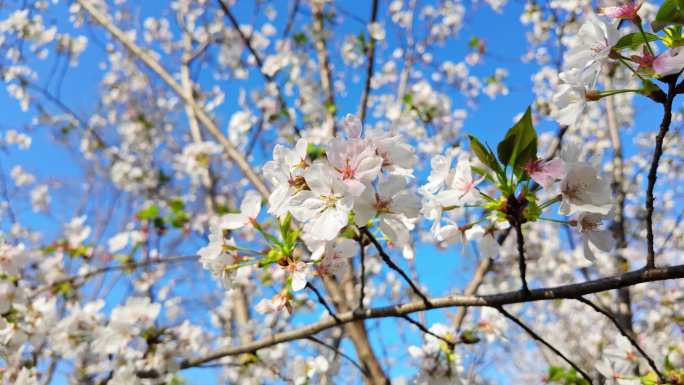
[523,158,565,189]
[600,2,642,21]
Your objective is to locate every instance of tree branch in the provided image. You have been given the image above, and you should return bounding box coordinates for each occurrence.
[307,282,341,323]
[146,263,684,373]
[306,336,371,379]
[358,0,379,125]
[496,306,593,384]
[513,217,530,293]
[646,79,677,268]
[75,0,270,198]
[576,297,665,383]
[362,228,431,306]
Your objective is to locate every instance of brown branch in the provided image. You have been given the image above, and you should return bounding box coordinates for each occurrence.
[359,239,367,309]
[646,78,677,268]
[216,0,301,137]
[311,0,337,137]
[307,282,341,323]
[33,255,197,298]
[604,73,634,332]
[154,263,684,372]
[576,297,665,383]
[362,228,431,306]
[398,314,455,348]
[75,0,270,198]
[358,0,379,125]
[306,336,371,379]
[513,220,530,293]
[496,306,593,384]
[453,257,492,331]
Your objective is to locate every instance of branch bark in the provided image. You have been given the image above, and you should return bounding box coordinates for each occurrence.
[646,79,677,268]
[143,263,684,374]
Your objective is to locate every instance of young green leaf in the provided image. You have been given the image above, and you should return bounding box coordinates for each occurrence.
[468,135,500,173]
[613,32,661,50]
[497,107,537,172]
[653,0,684,32]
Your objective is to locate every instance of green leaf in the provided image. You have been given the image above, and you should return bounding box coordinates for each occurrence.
[497,107,537,172]
[306,143,325,161]
[547,367,565,382]
[137,205,159,220]
[640,371,659,385]
[653,0,684,32]
[468,135,500,173]
[614,32,661,50]
[168,199,184,213]
[459,329,481,344]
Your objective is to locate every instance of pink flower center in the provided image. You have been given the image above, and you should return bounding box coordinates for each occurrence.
[339,160,356,180]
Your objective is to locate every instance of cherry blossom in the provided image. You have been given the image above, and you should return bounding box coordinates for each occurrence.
[290,163,353,241]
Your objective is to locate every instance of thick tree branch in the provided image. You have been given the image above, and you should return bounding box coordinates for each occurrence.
[75,0,270,198]
[646,79,677,268]
[143,263,684,373]
[496,306,593,384]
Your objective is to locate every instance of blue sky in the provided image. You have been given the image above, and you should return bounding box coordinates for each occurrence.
[0,0,671,384]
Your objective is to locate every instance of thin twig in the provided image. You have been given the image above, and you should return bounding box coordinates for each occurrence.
[362,228,432,307]
[358,0,379,125]
[496,306,593,384]
[307,282,341,323]
[359,239,367,309]
[216,0,301,137]
[306,336,371,378]
[646,78,677,268]
[33,255,197,298]
[398,314,455,348]
[75,0,270,197]
[577,297,665,383]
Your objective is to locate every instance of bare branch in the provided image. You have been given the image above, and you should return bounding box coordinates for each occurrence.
[453,257,492,331]
[576,297,665,383]
[646,78,677,268]
[75,0,270,198]
[307,282,341,323]
[496,306,593,384]
[164,263,684,372]
[306,336,371,379]
[362,228,432,306]
[358,0,379,124]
